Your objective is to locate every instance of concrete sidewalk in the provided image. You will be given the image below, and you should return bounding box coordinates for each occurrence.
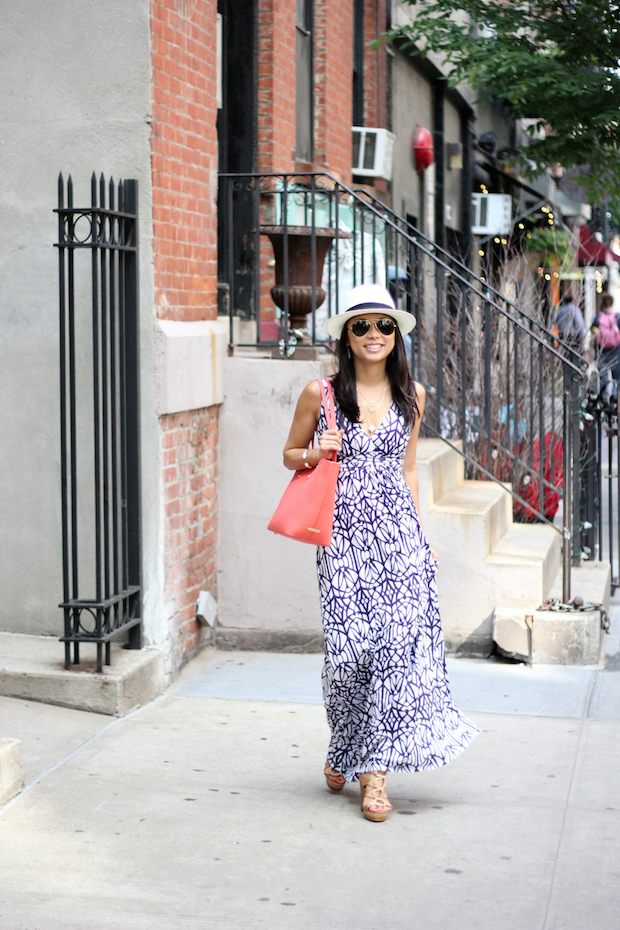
[1,616,619,930]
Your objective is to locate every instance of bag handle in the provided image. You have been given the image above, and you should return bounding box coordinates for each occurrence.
[317,378,338,462]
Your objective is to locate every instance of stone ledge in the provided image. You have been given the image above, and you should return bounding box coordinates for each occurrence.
[493,561,611,665]
[215,628,324,653]
[0,633,165,716]
[0,738,23,806]
[493,607,605,666]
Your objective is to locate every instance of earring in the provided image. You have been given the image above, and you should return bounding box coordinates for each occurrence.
[346,346,351,359]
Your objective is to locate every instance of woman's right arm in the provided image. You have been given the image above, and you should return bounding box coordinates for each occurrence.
[282,381,344,471]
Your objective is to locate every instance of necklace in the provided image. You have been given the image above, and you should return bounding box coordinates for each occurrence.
[357,381,388,411]
[357,381,388,434]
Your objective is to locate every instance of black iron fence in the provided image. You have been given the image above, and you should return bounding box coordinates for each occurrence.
[55,173,142,671]
[581,385,620,590]
[219,171,588,600]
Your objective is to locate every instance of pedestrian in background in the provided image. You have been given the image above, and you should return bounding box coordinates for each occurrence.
[281,284,477,823]
[552,290,586,354]
[593,292,620,382]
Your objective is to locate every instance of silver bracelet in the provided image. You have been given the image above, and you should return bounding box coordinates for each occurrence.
[302,449,311,469]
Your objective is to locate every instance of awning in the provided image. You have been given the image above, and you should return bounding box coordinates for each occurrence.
[578,226,620,266]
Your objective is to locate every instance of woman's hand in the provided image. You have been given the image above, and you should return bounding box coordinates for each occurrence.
[318,428,345,458]
[430,546,439,568]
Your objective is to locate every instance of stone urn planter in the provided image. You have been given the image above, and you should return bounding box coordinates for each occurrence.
[260,225,348,342]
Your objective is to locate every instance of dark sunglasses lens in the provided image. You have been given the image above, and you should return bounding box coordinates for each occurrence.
[377,318,396,335]
[351,320,371,337]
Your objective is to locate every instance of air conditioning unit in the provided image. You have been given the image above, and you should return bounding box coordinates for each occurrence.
[472,193,512,235]
[352,127,395,181]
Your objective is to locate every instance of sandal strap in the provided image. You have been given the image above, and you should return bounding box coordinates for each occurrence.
[324,763,344,779]
[361,773,391,809]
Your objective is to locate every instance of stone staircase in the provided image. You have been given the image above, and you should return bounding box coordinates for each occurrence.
[416,438,561,655]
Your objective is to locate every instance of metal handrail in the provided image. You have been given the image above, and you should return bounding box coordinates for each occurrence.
[351,186,587,371]
[219,171,583,372]
[219,170,587,599]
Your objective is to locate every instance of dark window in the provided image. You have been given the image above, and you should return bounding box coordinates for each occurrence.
[296,0,314,162]
[479,196,488,228]
[353,0,364,126]
[363,131,377,170]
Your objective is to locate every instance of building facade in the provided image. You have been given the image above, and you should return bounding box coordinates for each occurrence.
[1,0,535,682]
[0,0,222,676]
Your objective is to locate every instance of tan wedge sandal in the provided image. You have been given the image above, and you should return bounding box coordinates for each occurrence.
[359,772,392,822]
[324,762,346,792]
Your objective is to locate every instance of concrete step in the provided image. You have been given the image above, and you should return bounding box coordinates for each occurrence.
[486,523,561,606]
[0,633,165,716]
[416,438,562,655]
[416,438,464,505]
[433,480,512,557]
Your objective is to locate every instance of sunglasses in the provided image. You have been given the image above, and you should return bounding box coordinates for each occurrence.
[349,317,396,337]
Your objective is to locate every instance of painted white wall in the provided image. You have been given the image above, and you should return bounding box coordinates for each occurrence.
[0,1,163,648]
[391,53,432,228]
[218,357,323,632]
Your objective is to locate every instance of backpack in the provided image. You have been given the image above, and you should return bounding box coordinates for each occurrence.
[596,312,620,349]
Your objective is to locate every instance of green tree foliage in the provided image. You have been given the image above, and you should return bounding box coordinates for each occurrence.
[388,1,620,200]
[523,227,573,265]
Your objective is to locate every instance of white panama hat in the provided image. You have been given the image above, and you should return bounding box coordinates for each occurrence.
[324,283,416,339]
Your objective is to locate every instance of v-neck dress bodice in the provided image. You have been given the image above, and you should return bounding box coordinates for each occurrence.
[316,379,477,781]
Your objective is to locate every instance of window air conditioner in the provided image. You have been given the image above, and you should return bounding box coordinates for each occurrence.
[472,193,512,235]
[352,127,395,181]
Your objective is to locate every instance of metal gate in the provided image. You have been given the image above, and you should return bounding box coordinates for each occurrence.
[55,173,142,672]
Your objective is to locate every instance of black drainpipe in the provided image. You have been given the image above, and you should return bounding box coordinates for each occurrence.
[460,111,473,265]
[433,79,445,250]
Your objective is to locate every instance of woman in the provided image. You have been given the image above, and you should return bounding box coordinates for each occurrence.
[593,292,620,382]
[283,284,478,822]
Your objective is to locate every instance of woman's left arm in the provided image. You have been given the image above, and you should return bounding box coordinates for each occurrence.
[402,384,439,563]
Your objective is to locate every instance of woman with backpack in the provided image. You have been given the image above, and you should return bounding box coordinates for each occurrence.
[594,293,620,381]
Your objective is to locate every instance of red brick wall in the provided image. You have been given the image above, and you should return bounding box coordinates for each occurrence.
[151,0,220,667]
[257,0,297,173]
[363,0,387,129]
[151,0,218,322]
[258,0,353,181]
[161,408,218,663]
[314,0,354,182]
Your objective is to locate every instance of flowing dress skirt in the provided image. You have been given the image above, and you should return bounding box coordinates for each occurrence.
[316,385,478,781]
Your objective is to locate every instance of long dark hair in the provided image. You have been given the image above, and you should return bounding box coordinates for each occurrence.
[332,325,419,429]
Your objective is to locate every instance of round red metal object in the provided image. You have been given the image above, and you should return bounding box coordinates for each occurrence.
[413,125,434,174]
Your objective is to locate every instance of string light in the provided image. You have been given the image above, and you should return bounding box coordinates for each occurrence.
[518,223,525,229]
[494,237,500,243]
[501,238,507,244]
[478,249,485,256]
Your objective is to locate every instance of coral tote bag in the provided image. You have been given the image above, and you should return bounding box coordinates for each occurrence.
[268,379,340,546]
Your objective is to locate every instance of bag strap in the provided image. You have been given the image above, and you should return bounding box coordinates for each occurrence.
[317,378,338,462]
[319,378,337,431]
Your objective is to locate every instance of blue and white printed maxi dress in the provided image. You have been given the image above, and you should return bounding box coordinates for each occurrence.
[316,380,478,782]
